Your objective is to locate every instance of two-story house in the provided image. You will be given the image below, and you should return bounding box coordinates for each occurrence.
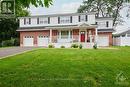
[17,12,114,48]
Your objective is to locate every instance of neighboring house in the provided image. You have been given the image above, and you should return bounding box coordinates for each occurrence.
[113,29,130,46]
[17,12,114,48]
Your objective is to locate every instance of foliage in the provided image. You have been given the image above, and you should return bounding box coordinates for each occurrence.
[1,39,14,47]
[16,0,53,8]
[71,44,79,48]
[78,0,130,26]
[14,38,20,46]
[93,43,97,49]
[0,47,130,87]
[79,44,83,49]
[0,18,19,44]
[60,45,65,48]
[48,44,55,48]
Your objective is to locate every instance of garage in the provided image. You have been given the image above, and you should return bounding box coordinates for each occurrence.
[98,35,109,46]
[37,36,49,47]
[23,36,34,46]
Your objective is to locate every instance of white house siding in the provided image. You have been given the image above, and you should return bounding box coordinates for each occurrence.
[96,18,113,29]
[88,15,95,24]
[113,37,130,46]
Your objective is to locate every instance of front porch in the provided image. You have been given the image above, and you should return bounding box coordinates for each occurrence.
[49,23,98,48]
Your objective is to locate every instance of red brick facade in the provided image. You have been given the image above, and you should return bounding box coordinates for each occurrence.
[19,29,113,47]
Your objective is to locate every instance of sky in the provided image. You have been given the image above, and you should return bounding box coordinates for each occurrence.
[29,0,82,15]
[28,0,130,33]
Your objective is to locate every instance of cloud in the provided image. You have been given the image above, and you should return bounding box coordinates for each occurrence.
[28,2,81,15]
[59,2,81,13]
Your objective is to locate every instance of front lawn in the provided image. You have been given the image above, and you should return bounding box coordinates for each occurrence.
[0,47,130,87]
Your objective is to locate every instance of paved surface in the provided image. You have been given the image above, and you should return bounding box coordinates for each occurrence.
[0,47,35,59]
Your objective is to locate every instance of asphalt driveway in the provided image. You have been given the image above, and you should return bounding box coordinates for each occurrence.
[0,47,35,59]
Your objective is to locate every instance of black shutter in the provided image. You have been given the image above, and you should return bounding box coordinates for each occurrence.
[58,17,60,24]
[106,21,109,27]
[37,18,39,24]
[24,18,26,25]
[78,15,80,22]
[86,15,88,21]
[48,17,50,24]
[95,22,98,25]
[29,18,31,24]
[70,16,72,23]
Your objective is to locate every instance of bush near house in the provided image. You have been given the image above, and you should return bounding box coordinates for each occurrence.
[71,44,79,48]
[60,45,65,48]
[48,44,55,48]
[0,38,20,47]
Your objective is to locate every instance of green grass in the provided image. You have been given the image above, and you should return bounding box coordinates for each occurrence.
[0,47,130,87]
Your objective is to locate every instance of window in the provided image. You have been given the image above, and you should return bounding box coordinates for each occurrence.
[80,15,86,22]
[39,17,48,24]
[60,16,71,24]
[24,18,31,25]
[61,31,69,39]
[79,15,87,22]
[98,21,106,27]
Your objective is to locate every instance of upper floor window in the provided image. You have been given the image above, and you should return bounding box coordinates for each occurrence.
[39,17,48,24]
[60,16,71,24]
[79,15,88,22]
[24,18,31,25]
[98,21,106,27]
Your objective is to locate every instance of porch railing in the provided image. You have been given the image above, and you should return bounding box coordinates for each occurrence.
[51,35,96,43]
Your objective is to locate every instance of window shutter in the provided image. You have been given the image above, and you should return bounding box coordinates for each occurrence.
[86,15,88,21]
[29,18,31,24]
[78,15,80,22]
[48,17,50,24]
[106,21,109,27]
[37,18,39,24]
[58,17,60,24]
[70,16,72,23]
[24,18,26,25]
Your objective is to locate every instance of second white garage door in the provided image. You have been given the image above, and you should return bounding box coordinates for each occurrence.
[38,36,49,47]
[98,35,109,46]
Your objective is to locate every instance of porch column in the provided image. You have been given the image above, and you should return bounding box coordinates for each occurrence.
[68,30,71,39]
[95,28,98,43]
[50,29,52,43]
[59,30,61,39]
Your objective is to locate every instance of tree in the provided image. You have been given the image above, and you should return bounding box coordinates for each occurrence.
[0,0,53,46]
[78,0,130,26]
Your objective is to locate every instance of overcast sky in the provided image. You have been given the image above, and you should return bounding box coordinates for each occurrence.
[28,0,130,33]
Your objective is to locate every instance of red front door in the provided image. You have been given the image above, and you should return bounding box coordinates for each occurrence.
[80,31,85,42]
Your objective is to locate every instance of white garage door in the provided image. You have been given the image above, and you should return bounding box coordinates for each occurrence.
[23,36,34,46]
[98,35,109,46]
[38,36,49,46]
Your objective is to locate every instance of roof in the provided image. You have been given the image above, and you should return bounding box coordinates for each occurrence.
[98,28,114,33]
[17,22,97,31]
[18,12,97,19]
[113,29,130,36]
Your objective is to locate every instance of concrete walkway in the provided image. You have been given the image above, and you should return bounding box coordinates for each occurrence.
[0,47,35,59]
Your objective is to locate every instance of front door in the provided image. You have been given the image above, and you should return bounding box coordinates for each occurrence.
[80,31,85,42]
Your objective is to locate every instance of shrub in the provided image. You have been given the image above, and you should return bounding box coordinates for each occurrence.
[1,39,14,47]
[71,44,79,48]
[79,44,82,49]
[60,45,65,48]
[48,44,55,48]
[14,38,20,46]
[93,43,97,49]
